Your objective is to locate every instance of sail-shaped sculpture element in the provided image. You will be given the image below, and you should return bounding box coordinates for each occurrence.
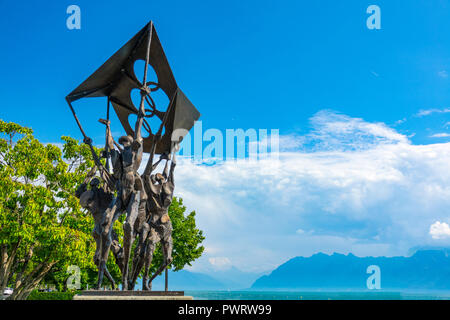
[66,21,200,154]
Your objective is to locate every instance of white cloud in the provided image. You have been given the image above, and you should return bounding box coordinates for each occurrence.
[208,257,232,270]
[138,110,450,272]
[438,70,449,79]
[430,221,450,240]
[394,118,407,125]
[415,108,450,117]
[429,133,450,138]
[305,110,409,150]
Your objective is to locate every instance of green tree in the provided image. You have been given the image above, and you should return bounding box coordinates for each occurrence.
[0,120,98,299]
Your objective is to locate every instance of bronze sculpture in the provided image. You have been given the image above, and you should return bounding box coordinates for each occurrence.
[75,168,119,289]
[66,21,200,290]
[143,152,176,290]
[129,150,177,290]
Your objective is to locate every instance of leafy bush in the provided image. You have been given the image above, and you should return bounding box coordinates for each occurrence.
[27,290,79,300]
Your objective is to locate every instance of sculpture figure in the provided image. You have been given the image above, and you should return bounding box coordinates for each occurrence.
[141,150,176,290]
[128,152,167,290]
[74,167,123,289]
[67,21,200,290]
[93,112,147,290]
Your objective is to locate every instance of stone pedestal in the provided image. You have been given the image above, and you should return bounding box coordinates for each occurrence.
[73,290,193,300]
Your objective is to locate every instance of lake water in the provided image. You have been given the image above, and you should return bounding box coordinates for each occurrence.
[185,290,450,300]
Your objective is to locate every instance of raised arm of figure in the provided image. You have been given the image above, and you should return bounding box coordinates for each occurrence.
[83,134,115,190]
[162,159,169,180]
[168,152,176,185]
[75,166,96,198]
[152,152,169,173]
[98,118,114,152]
[143,127,164,176]
[83,136,103,171]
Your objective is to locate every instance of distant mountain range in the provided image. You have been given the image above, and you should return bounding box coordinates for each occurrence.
[149,270,224,290]
[138,267,264,291]
[135,248,450,291]
[251,249,450,290]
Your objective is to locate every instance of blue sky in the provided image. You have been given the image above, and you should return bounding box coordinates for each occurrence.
[3,0,450,143]
[2,1,450,275]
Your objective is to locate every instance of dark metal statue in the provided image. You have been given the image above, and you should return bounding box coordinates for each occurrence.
[142,150,176,290]
[74,167,123,289]
[128,140,177,290]
[128,151,167,290]
[96,115,148,290]
[66,21,200,290]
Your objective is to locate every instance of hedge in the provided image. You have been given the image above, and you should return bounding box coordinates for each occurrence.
[27,290,80,300]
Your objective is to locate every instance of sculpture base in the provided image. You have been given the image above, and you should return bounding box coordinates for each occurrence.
[73,290,193,300]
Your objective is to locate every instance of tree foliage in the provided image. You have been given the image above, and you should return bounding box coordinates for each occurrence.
[0,120,96,299]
